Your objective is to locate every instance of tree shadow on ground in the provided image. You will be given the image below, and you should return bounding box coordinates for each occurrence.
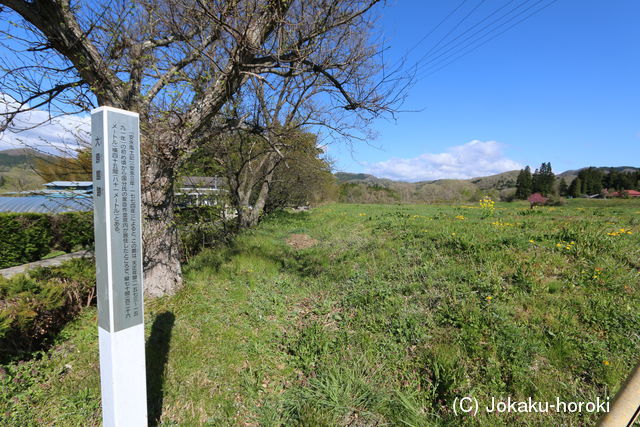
[146,311,175,426]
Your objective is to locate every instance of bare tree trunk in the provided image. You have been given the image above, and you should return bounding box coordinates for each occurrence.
[141,156,182,298]
[235,186,254,230]
[237,156,278,228]
[244,168,276,227]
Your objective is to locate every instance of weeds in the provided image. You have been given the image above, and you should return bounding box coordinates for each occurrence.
[2,200,640,425]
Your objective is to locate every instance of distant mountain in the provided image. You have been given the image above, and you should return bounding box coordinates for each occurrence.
[0,149,55,191]
[335,172,375,182]
[334,172,402,187]
[0,148,53,169]
[558,166,640,182]
[336,170,513,203]
[468,170,520,190]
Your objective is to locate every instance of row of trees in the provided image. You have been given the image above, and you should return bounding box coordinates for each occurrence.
[564,168,640,197]
[0,0,408,297]
[183,126,336,229]
[515,163,640,199]
[34,125,335,232]
[514,162,555,199]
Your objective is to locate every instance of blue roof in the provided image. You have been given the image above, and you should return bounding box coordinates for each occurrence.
[0,196,92,213]
[44,181,93,188]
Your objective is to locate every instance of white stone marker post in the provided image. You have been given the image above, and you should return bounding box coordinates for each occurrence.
[91,106,147,426]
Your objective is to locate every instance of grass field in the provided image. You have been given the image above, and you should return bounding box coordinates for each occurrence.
[2,199,640,425]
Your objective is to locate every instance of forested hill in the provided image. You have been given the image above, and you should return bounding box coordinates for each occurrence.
[336,170,521,203]
[0,148,37,169]
[0,149,54,192]
[557,166,640,182]
[0,148,57,169]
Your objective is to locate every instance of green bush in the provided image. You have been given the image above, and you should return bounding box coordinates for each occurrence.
[175,206,228,259]
[0,214,52,269]
[545,195,567,206]
[51,212,94,253]
[0,258,95,363]
[0,212,93,269]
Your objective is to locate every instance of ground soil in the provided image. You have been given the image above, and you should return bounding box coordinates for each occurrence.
[285,233,318,249]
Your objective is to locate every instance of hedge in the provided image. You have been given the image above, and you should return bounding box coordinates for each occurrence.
[0,212,93,269]
[51,212,94,253]
[0,258,95,363]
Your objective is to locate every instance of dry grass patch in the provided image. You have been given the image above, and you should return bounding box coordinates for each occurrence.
[285,233,318,249]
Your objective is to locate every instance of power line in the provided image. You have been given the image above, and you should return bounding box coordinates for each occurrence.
[416,0,519,66]
[404,0,469,57]
[422,0,558,78]
[416,0,488,65]
[417,0,541,74]
[422,0,553,75]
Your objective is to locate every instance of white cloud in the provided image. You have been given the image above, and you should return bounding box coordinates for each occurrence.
[0,94,89,155]
[365,140,522,182]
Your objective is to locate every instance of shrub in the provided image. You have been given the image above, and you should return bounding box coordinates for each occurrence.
[0,212,93,269]
[0,258,95,363]
[0,213,52,268]
[175,206,228,259]
[51,212,94,252]
[545,195,567,206]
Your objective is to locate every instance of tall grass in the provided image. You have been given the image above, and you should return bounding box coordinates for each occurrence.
[2,199,639,425]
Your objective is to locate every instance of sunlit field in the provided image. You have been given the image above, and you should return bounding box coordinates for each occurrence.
[2,199,640,425]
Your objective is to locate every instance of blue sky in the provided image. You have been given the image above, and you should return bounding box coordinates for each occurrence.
[1,1,639,180]
[329,0,640,180]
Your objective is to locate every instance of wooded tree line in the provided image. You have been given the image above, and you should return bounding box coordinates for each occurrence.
[182,126,337,230]
[514,162,555,199]
[32,127,336,229]
[0,0,407,297]
[515,164,640,199]
[566,168,640,197]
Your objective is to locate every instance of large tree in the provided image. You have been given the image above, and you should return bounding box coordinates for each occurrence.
[203,69,351,229]
[532,162,554,196]
[264,134,337,213]
[576,167,603,195]
[568,177,581,198]
[558,177,568,197]
[0,0,405,296]
[515,166,532,199]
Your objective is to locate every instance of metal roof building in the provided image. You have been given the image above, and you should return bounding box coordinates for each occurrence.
[0,196,92,214]
[44,181,93,188]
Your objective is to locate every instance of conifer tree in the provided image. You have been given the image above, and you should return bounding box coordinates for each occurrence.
[569,177,582,197]
[532,162,554,196]
[558,177,568,196]
[515,166,533,199]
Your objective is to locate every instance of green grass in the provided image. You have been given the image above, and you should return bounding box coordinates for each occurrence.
[2,199,640,425]
[40,250,67,260]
